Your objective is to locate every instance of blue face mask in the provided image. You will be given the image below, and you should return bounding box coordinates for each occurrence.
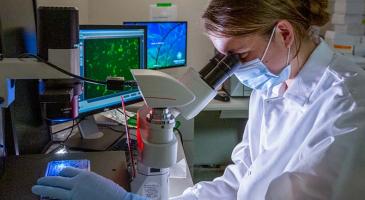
[233,26,292,91]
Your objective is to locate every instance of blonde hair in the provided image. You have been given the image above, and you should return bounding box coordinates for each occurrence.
[202,0,329,43]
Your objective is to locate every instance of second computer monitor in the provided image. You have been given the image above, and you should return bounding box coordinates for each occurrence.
[124,21,187,70]
[78,25,146,115]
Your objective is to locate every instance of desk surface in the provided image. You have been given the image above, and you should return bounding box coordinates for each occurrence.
[170,133,194,197]
[0,148,193,199]
[205,97,249,111]
[0,134,193,200]
[0,151,129,200]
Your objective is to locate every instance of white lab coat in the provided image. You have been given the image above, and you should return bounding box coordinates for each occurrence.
[176,41,365,200]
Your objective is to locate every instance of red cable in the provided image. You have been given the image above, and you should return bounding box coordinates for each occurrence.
[121,96,136,178]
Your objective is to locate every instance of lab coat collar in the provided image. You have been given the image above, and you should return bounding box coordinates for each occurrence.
[267,40,335,107]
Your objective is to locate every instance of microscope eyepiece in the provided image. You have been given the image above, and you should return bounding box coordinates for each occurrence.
[199,53,240,90]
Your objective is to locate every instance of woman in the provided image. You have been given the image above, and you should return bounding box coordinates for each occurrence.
[32,0,365,199]
[176,0,365,199]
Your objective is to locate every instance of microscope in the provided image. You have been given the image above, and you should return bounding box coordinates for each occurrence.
[0,6,134,176]
[131,53,240,199]
[0,6,82,176]
[0,5,241,200]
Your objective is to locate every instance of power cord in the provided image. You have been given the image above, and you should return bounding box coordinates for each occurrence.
[51,120,81,135]
[174,127,184,145]
[62,120,76,143]
[116,108,133,118]
[42,119,78,154]
[18,53,106,85]
[99,124,125,133]
[121,96,136,178]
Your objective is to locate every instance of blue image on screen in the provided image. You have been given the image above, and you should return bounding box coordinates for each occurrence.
[125,22,187,69]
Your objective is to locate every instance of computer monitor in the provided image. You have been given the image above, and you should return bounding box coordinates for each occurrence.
[124,21,187,70]
[69,25,146,151]
[78,25,146,116]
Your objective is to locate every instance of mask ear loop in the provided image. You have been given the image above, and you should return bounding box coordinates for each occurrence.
[261,26,277,61]
[286,46,291,65]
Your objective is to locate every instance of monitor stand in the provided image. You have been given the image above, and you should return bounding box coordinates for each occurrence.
[65,115,122,151]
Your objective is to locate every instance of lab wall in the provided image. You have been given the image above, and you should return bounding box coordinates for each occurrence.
[88,0,214,76]
[36,0,89,24]
[36,0,215,76]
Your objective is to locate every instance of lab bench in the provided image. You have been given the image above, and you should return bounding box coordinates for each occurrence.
[0,129,193,199]
[0,151,129,200]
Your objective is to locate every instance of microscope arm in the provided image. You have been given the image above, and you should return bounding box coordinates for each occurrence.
[132,53,240,120]
[0,58,71,108]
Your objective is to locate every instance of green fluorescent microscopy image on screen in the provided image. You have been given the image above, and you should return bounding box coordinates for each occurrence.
[84,37,140,99]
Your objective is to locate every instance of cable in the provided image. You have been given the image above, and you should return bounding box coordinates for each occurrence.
[174,127,184,145]
[16,53,138,91]
[46,144,67,155]
[51,121,80,135]
[116,108,138,128]
[99,124,125,133]
[63,120,76,143]
[121,96,136,178]
[116,108,133,118]
[42,120,76,154]
[17,53,106,85]
[175,120,181,129]
[41,140,55,154]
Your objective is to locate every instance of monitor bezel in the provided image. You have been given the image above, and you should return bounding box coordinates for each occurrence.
[78,24,146,117]
[79,24,148,69]
[123,21,188,70]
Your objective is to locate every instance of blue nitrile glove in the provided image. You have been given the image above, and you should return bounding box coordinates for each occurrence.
[32,167,149,200]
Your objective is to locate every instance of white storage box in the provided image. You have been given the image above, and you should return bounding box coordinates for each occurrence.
[325,30,360,54]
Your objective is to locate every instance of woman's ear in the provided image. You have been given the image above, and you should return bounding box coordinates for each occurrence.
[275,20,295,48]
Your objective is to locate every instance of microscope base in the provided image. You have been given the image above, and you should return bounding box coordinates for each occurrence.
[131,163,169,200]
